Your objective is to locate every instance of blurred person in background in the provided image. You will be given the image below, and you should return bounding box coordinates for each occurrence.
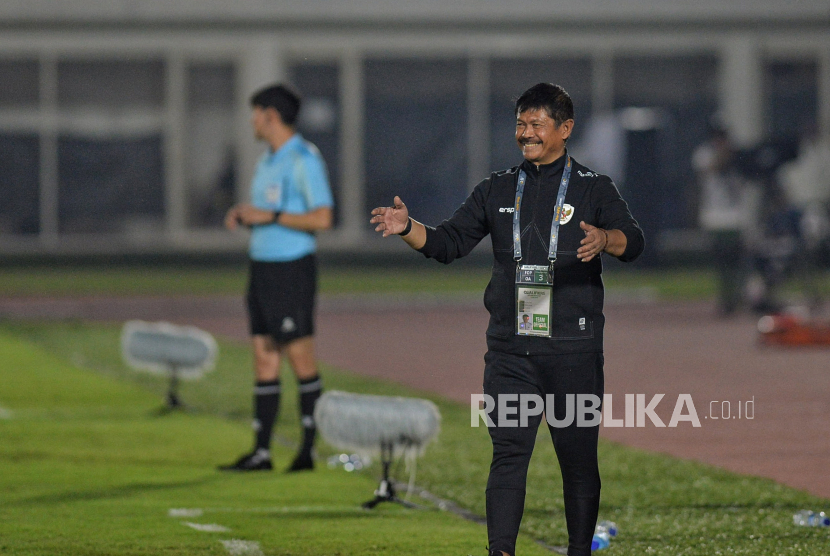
[221,84,334,472]
[776,126,830,313]
[693,123,756,316]
[370,83,644,556]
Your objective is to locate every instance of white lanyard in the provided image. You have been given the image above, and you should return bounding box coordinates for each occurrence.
[512,155,572,266]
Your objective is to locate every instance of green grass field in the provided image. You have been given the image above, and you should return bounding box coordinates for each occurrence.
[2,320,829,555]
[0,324,550,556]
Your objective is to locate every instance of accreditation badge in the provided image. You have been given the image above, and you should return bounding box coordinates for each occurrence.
[515,265,552,337]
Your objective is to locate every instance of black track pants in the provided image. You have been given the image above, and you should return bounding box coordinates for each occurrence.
[483,350,603,556]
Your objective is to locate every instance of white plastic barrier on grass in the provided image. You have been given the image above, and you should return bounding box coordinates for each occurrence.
[314,390,440,509]
[121,320,218,409]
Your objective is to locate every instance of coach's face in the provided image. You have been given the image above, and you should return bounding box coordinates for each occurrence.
[516,108,573,166]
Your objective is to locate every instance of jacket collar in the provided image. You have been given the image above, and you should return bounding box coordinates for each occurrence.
[520,150,567,182]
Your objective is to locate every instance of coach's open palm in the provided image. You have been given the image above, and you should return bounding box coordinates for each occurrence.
[370,196,409,237]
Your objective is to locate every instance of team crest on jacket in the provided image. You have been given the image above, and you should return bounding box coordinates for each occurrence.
[557,204,574,225]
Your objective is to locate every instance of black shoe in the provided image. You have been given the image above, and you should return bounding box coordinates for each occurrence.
[218,449,273,471]
[286,453,314,472]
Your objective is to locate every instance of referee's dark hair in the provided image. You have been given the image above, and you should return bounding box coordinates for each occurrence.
[515,83,574,127]
[250,84,302,127]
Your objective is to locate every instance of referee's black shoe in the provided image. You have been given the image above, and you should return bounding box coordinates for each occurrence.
[218,448,273,471]
[286,453,314,472]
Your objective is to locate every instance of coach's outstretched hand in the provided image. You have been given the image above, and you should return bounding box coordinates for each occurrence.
[370,196,410,237]
[370,196,426,249]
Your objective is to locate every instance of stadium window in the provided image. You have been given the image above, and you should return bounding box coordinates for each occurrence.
[54,58,166,235]
[764,60,818,142]
[0,59,41,235]
[0,134,40,235]
[57,135,164,234]
[363,58,468,227]
[612,55,719,236]
[57,59,165,109]
[288,63,341,227]
[185,62,238,229]
[0,59,39,107]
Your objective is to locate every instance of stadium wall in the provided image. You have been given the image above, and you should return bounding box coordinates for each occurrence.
[0,4,828,259]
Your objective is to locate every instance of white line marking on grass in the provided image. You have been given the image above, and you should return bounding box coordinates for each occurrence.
[221,540,263,556]
[210,505,365,515]
[168,508,203,518]
[0,405,12,419]
[184,522,231,532]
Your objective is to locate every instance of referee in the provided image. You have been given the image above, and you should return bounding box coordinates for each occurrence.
[370,83,643,556]
[221,84,334,472]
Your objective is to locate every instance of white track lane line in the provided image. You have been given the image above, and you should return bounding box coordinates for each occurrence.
[0,405,12,419]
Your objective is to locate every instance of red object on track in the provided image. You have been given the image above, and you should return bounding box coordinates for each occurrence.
[758,314,830,346]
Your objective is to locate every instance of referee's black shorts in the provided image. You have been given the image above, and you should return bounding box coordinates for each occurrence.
[246,254,317,344]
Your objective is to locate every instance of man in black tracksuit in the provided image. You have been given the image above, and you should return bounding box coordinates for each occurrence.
[371,83,644,556]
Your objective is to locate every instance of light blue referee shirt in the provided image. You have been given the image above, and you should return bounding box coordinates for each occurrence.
[249,134,334,262]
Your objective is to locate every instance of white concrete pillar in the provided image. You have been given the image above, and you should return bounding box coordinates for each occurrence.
[591,51,615,115]
[164,54,187,239]
[818,47,830,139]
[337,49,366,245]
[38,53,59,248]
[466,56,490,191]
[235,39,283,203]
[719,35,764,148]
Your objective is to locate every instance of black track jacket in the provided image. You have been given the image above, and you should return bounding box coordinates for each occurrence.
[418,153,644,356]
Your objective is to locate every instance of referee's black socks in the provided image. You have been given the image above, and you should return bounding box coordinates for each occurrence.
[297,374,323,458]
[253,379,281,452]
